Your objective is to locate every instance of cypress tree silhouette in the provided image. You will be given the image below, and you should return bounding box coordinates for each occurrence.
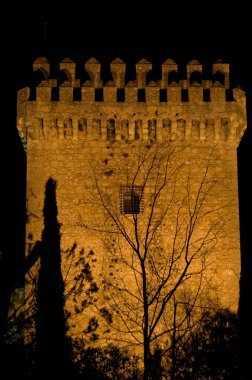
[35,178,73,378]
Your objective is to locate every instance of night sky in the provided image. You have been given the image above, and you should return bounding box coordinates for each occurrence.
[1,3,251,361]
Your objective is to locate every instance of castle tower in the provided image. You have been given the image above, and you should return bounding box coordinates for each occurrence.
[17,57,247,348]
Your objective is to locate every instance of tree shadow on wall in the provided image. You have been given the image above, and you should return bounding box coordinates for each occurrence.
[30,178,73,378]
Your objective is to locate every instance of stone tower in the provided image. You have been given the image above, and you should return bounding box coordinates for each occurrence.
[17,57,246,346]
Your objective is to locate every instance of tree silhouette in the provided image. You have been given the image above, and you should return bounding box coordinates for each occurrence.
[4,177,101,377]
[80,142,234,380]
[35,177,73,378]
[165,308,241,379]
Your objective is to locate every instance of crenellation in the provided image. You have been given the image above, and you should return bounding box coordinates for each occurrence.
[59,85,73,101]
[135,58,152,88]
[25,58,246,117]
[161,58,178,88]
[103,83,117,102]
[210,86,226,103]
[110,58,126,88]
[167,86,181,103]
[33,57,50,79]
[146,81,159,103]
[36,83,51,102]
[81,85,94,103]
[84,57,102,87]
[27,58,245,110]
[186,59,202,85]
[188,86,204,103]
[59,58,76,86]
[125,82,138,102]
[212,60,230,88]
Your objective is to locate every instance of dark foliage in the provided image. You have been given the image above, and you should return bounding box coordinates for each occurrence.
[72,342,142,380]
[165,309,241,379]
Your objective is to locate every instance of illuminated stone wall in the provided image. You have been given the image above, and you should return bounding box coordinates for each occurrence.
[17,57,246,342]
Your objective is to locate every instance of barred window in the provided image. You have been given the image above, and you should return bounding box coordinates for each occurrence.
[120,186,143,214]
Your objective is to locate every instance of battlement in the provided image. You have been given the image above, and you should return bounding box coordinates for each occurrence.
[23,57,242,102]
[17,57,247,148]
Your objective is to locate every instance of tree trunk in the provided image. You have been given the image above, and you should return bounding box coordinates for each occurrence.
[143,342,151,380]
[142,261,151,380]
[170,301,177,380]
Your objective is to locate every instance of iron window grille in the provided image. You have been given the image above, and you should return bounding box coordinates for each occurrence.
[120,185,144,214]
